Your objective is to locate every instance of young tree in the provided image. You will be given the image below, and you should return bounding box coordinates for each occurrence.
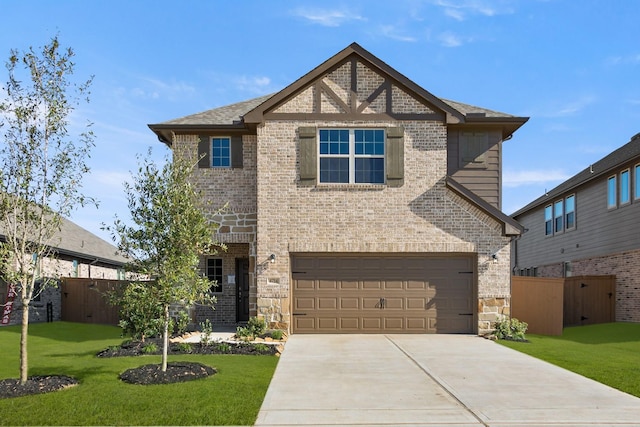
[0,36,94,384]
[106,150,220,371]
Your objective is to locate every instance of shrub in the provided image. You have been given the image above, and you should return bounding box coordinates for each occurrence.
[173,309,190,336]
[200,319,214,346]
[492,317,528,341]
[176,342,192,353]
[142,342,158,354]
[253,343,270,354]
[236,316,267,340]
[270,330,284,340]
[110,281,164,341]
[216,343,231,353]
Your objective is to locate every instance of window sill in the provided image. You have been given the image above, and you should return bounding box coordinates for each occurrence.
[312,184,386,191]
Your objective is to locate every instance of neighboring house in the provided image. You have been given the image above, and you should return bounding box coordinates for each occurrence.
[511,132,640,323]
[149,43,528,334]
[0,216,128,326]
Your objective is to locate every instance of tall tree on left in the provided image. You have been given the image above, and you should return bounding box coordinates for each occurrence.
[0,36,95,384]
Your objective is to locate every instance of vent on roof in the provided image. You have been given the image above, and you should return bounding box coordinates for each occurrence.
[466,112,486,118]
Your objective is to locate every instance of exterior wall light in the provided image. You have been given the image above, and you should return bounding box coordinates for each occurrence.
[491,254,498,263]
[269,254,276,263]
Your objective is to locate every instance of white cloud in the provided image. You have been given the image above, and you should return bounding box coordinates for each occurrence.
[605,53,640,67]
[438,31,464,47]
[429,0,514,21]
[527,95,597,118]
[291,7,365,27]
[232,75,274,94]
[379,25,418,42]
[503,169,571,188]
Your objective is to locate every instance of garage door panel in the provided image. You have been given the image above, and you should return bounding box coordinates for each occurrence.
[317,298,337,310]
[340,297,359,309]
[292,254,475,334]
[362,317,382,330]
[295,297,315,310]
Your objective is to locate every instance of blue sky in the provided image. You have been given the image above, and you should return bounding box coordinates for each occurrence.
[3,0,639,243]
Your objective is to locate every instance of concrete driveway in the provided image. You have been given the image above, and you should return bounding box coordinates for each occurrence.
[255,334,640,426]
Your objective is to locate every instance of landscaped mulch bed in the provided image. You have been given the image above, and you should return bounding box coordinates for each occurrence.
[0,375,78,399]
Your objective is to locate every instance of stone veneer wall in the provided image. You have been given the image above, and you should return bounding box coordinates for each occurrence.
[255,119,512,335]
[535,248,640,322]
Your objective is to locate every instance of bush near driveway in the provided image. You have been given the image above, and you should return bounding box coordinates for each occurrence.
[497,322,640,398]
[0,322,278,426]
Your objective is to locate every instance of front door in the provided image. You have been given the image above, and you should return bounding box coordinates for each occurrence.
[236,258,250,322]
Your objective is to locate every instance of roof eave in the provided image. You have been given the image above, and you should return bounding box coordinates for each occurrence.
[446,177,524,237]
[457,116,530,140]
[148,123,252,147]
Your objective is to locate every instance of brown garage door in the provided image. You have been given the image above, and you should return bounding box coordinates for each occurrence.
[291,254,475,334]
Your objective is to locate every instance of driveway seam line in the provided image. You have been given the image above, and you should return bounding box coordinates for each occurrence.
[385,335,488,427]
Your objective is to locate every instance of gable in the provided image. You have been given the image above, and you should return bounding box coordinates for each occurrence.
[243,43,465,124]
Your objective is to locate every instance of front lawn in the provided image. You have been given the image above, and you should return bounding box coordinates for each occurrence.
[497,322,640,397]
[0,322,278,425]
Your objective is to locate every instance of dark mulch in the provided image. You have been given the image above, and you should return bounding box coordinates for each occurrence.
[119,362,216,385]
[96,338,280,358]
[0,375,78,399]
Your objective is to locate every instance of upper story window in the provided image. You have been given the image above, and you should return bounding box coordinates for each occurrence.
[206,258,223,293]
[318,129,385,184]
[620,169,630,205]
[635,164,640,200]
[544,205,553,236]
[554,200,564,233]
[212,137,231,167]
[545,194,576,236]
[607,175,617,209]
[197,135,243,169]
[565,194,576,230]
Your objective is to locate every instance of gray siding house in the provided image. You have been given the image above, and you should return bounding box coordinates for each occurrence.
[149,43,527,334]
[1,217,127,326]
[511,132,640,322]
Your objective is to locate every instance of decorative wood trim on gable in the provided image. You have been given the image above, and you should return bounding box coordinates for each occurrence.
[244,43,465,125]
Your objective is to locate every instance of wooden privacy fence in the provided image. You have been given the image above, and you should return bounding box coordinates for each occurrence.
[61,278,126,325]
[511,275,616,336]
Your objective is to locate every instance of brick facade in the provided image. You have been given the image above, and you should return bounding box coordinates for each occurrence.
[534,249,640,322]
[159,44,525,335]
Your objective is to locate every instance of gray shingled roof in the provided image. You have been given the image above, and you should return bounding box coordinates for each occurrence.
[160,94,275,126]
[157,93,515,127]
[512,133,640,217]
[441,98,517,118]
[0,216,127,266]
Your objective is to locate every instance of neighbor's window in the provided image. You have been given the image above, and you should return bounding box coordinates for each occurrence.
[319,129,385,184]
[554,200,564,233]
[211,137,231,167]
[607,175,617,208]
[544,205,553,236]
[206,258,223,293]
[565,194,576,230]
[620,169,630,205]
[635,164,640,200]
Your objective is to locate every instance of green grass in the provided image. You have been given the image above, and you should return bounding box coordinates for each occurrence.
[0,322,278,425]
[498,322,640,397]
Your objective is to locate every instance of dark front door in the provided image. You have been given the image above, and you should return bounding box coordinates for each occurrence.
[236,258,250,322]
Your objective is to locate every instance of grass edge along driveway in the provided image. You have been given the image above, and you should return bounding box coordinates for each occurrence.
[0,321,278,426]
[498,322,640,398]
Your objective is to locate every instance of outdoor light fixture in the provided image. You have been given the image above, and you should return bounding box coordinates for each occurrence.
[491,254,498,263]
[269,253,276,263]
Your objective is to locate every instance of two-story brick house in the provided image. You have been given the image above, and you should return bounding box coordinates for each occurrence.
[149,43,528,334]
[512,133,640,323]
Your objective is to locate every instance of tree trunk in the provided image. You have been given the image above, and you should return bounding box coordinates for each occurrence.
[161,304,169,372]
[20,299,30,385]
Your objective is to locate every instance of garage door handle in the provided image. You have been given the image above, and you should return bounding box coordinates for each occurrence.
[293,313,307,316]
[458,313,473,316]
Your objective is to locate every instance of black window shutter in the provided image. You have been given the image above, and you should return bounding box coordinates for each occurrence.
[386,126,404,187]
[198,135,210,168]
[231,136,243,168]
[299,127,317,185]
[459,131,488,168]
